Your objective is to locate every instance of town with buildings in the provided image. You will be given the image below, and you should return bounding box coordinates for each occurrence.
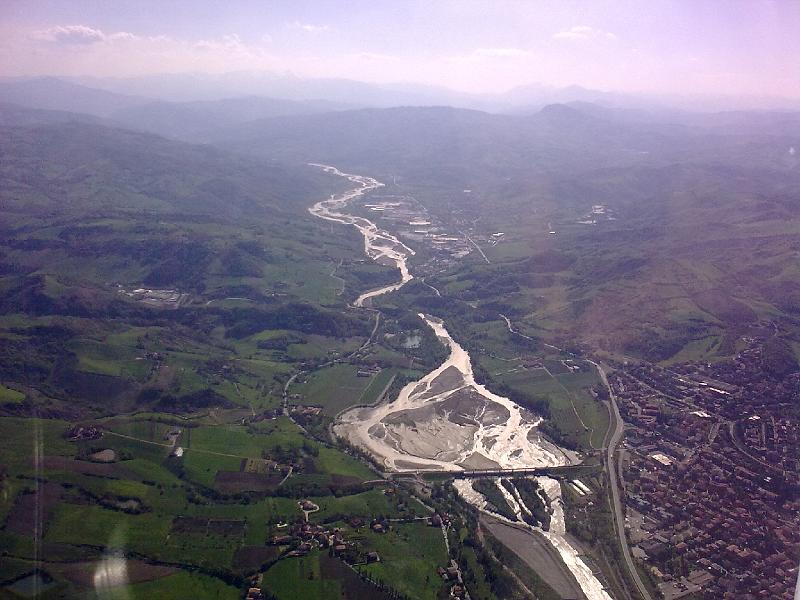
[359,193,490,275]
[608,335,799,599]
[117,284,190,309]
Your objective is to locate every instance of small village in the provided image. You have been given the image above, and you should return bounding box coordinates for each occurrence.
[241,498,467,600]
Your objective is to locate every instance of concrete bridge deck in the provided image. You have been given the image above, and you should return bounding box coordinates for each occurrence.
[382,464,590,480]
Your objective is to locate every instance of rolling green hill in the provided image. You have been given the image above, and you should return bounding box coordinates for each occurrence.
[0,120,372,418]
[210,102,800,361]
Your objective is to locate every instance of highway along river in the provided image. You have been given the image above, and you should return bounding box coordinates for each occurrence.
[309,164,613,600]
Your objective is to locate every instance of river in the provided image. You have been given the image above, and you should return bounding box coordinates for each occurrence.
[309,164,614,600]
[308,164,415,307]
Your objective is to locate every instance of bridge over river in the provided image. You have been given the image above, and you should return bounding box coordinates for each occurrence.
[381,463,592,481]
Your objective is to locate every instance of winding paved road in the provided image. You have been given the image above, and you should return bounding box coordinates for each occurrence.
[499,313,651,599]
[592,360,653,600]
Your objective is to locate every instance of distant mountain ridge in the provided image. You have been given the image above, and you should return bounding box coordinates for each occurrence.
[2,79,797,179]
[66,71,800,112]
[0,77,147,117]
[0,120,334,220]
[110,95,354,141]
[3,74,799,138]
[0,101,105,127]
[209,101,799,180]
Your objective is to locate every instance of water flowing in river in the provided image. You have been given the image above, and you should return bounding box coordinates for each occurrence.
[308,164,414,307]
[336,313,576,471]
[309,164,613,600]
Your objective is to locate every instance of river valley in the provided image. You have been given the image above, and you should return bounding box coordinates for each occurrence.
[309,164,614,600]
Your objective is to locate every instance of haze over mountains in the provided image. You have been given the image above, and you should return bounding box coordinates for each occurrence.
[3,0,800,596]
[5,72,796,396]
[2,45,800,600]
[3,73,799,160]
[3,72,800,122]
[2,71,798,363]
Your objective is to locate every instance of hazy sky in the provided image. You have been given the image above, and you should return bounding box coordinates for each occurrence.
[2,0,798,97]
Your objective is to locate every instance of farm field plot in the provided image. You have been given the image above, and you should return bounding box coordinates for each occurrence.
[174,418,376,488]
[288,334,365,361]
[292,364,377,416]
[263,550,403,600]
[356,368,397,407]
[103,417,176,442]
[360,521,448,600]
[45,504,172,557]
[311,489,407,520]
[186,424,271,456]
[163,519,244,569]
[361,344,417,368]
[0,417,75,470]
[183,452,243,488]
[492,362,609,450]
[313,446,376,481]
[0,385,25,403]
[263,552,342,600]
[70,338,151,380]
[80,570,240,600]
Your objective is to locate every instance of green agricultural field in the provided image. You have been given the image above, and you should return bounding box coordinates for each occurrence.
[185,424,269,456]
[162,529,241,569]
[292,364,376,416]
[313,446,376,481]
[287,334,364,361]
[0,417,75,471]
[81,570,239,600]
[103,417,174,442]
[484,238,538,261]
[182,451,244,488]
[0,385,25,403]
[122,457,184,487]
[69,337,152,380]
[188,419,314,455]
[248,417,310,448]
[360,521,448,599]
[356,368,396,406]
[492,361,609,450]
[312,489,402,520]
[263,552,341,600]
[361,344,415,367]
[167,418,376,488]
[555,369,600,390]
[96,477,153,500]
[46,504,172,557]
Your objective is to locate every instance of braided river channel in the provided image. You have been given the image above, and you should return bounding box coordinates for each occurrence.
[309,164,614,600]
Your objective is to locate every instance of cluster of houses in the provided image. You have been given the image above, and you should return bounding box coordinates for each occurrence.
[357,364,382,378]
[245,586,265,600]
[117,285,188,309]
[65,424,102,441]
[437,559,468,598]
[289,404,323,417]
[609,336,799,599]
[269,518,384,564]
